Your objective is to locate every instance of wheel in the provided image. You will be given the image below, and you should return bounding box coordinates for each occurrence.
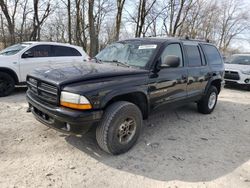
[96,101,142,155]
[0,72,15,97]
[197,86,218,114]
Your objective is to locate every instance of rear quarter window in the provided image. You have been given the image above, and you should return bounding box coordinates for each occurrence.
[54,46,82,57]
[201,44,223,65]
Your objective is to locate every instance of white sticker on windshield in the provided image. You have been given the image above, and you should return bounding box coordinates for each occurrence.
[138,45,157,50]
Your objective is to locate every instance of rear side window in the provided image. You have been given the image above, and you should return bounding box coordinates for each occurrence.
[54,46,82,57]
[184,45,202,67]
[27,45,53,57]
[202,44,222,65]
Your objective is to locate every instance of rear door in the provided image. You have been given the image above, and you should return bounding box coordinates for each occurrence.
[19,45,53,81]
[149,43,188,109]
[183,43,209,97]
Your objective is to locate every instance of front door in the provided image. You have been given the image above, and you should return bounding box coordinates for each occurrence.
[149,43,188,109]
[19,45,53,81]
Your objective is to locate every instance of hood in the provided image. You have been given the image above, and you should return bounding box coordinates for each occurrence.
[29,61,148,85]
[0,55,13,62]
[225,63,250,71]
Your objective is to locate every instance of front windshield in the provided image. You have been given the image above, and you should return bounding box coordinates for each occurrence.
[0,43,31,56]
[95,42,158,68]
[226,55,250,65]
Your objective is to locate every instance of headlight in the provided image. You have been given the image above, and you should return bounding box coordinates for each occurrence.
[241,70,250,75]
[60,91,92,110]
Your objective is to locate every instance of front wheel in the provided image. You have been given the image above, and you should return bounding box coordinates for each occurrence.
[197,86,218,114]
[96,101,142,155]
[0,72,15,97]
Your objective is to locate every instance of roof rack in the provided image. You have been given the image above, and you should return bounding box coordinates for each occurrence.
[146,34,210,42]
[181,35,210,43]
[145,34,211,43]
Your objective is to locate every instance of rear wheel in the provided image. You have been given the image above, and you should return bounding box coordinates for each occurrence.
[197,86,218,114]
[0,72,15,97]
[96,101,142,155]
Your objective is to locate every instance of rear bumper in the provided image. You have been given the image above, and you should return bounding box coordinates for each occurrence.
[26,90,103,134]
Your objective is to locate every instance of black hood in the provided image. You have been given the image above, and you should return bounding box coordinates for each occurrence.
[29,61,148,85]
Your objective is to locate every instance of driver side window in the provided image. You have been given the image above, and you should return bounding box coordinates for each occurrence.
[161,43,183,67]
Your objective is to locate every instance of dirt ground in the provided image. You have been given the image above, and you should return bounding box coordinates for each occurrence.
[0,86,250,188]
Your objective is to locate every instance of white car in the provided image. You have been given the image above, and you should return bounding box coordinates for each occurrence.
[224,54,250,88]
[0,42,89,96]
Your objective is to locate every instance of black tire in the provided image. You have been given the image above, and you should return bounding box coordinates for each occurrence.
[96,101,142,155]
[197,86,218,114]
[0,72,15,97]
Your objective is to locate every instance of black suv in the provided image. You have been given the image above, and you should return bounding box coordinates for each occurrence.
[26,38,224,155]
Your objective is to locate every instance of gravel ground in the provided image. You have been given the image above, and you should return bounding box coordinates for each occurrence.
[0,87,250,188]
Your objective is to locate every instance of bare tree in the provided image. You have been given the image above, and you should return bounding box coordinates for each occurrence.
[61,0,72,43]
[217,0,250,52]
[134,0,156,37]
[0,0,249,55]
[88,0,97,57]
[115,0,126,41]
[30,0,51,41]
[67,0,72,43]
[19,0,32,42]
[0,13,6,47]
[142,2,167,37]
[0,0,19,44]
[162,0,195,37]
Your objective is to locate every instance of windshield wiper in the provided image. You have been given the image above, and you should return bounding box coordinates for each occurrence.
[93,57,102,64]
[112,60,130,68]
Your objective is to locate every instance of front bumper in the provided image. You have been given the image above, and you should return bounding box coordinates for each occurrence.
[224,69,250,85]
[26,90,103,134]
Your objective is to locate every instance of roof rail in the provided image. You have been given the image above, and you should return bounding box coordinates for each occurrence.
[180,36,210,43]
[145,34,211,43]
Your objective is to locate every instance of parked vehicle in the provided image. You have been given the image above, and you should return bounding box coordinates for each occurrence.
[26,38,224,155]
[224,54,250,89]
[0,42,89,97]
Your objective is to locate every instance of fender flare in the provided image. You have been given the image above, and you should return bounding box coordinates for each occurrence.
[204,76,222,94]
[100,87,149,108]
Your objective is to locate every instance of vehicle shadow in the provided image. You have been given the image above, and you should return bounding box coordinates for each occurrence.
[65,100,250,182]
[224,84,250,91]
[0,86,27,103]
[14,86,27,93]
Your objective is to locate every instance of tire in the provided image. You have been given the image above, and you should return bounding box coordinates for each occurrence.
[0,72,15,97]
[96,101,142,155]
[197,86,218,114]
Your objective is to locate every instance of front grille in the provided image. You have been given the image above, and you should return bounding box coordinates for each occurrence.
[224,71,240,80]
[27,77,58,104]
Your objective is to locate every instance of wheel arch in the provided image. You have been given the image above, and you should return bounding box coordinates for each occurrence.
[205,78,222,94]
[0,67,19,84]
[101,90,149,120]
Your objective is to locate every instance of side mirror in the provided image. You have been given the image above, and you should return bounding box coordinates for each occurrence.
[22,51,33,58]
[161,55,180,68]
